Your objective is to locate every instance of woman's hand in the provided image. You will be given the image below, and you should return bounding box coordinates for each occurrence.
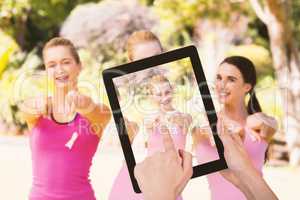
[19,96,51,130]
[192,125,216,146]
[134,126,193,200]
[19,96,49,116]
[145,114,160,132]
[168,113,192,134]
[218,116,245,141]
[124,118,139,143]
[67,90,111,137]
[66,90,95,114]
[218,121,255,187]
[246,112,278,142]
[219,119,278,200]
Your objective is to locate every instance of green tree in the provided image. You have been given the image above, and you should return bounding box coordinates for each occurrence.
[153,0,253,47]
[0,0,101,134]
[249,0,300,166]
[0,0,99,51]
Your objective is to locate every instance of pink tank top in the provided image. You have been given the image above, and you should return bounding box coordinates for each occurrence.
[146,115,186,200]
[195,126,268,200]
[147,119,186,156]
[29,113,99,200]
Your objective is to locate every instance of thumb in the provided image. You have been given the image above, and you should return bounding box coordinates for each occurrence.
[259,124,268,140]
[66,90,76,102]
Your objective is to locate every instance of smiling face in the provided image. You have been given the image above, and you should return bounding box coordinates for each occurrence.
[43,45,81,89]
[215,63,252,106]
[150,79,173,107]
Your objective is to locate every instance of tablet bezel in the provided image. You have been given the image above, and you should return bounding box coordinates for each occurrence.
[103,45,227,193]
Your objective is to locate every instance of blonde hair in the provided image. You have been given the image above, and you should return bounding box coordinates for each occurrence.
[148,74,171,94]
[127,30,162,61]
[43,37,80,64]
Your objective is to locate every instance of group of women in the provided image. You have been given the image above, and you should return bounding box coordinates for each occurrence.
[21,30,277,200]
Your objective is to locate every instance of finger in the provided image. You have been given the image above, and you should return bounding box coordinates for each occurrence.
[260,125,270,141]
[66,90,75,105]
[219,116,236,135]
[179,149,193,175]
[232,126,245,142]
[73,93,80,107]
[247,120,262,129]
[219,121,230,137]
[219,130,234,148]
[230,133,244,146]
[247,114,263,128]
[266,117,278,131]
[218,114,225,134]
[161,126,176,152]
[133,164,140,179]
[260,115,277,131]
[249,129,262,142]
[77,95,83,107]
[194,126,212,141]
[134,164,144,184]
[177,149,193,193]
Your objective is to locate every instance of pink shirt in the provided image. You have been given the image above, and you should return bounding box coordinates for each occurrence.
[147,123,186,156]
[195,127,268,200]
[29,113,99,200]
[109,116,186,200]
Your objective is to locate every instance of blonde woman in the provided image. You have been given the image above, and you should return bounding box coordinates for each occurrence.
[20,37,111,200]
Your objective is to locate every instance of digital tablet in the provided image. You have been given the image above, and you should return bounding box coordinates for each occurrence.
[103,45,227,193]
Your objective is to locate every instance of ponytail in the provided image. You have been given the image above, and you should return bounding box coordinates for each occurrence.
[247,89,262,114]
[248,89,269,162]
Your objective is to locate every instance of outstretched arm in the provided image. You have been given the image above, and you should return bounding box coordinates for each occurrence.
[67,91,111,138]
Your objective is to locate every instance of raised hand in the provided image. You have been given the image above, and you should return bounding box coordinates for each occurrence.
[18,96,51,130]
[218,119,278,200]
[66,90,95,114]
[246,112,277,142]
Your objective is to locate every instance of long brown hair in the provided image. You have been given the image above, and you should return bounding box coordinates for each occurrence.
[221,56,262,114]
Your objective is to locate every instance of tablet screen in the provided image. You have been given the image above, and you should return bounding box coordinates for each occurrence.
[112,57,220,166]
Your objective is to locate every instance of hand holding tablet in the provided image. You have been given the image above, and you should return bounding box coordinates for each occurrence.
[134,121,278,200]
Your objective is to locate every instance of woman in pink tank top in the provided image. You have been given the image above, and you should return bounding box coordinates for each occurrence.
[20,37,111,200]
[144,75,192,158]
[192,56,277,200]
[109,75,192,200]
[109,31,192,200]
